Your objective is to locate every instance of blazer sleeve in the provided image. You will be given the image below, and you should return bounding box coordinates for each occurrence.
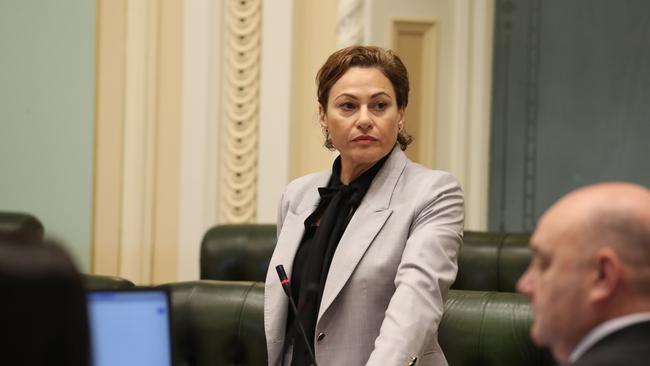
[365,172,464,365]
[276,188,288,239]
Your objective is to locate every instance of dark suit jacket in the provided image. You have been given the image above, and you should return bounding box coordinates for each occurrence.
[572,320,650,366]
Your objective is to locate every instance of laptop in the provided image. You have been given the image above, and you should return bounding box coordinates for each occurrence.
[86,289,173,366]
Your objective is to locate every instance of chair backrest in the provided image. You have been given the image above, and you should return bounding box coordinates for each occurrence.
[158,281,553,366]
[452,231,532,292]
[159,281,266,366]
[82,273,136,290]
[440,289,553,366]
[200,224,276,282]
[0,211,45,244]
[200,224,533,292]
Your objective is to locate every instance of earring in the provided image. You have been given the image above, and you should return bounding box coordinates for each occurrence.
[323,127,335,150]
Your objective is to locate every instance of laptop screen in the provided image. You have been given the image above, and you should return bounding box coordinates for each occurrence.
[87,289,173,366]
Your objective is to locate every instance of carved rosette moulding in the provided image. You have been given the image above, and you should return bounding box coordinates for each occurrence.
[223,0,261,223]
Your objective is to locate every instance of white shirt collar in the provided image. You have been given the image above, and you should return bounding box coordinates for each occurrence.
[569,312,650,363]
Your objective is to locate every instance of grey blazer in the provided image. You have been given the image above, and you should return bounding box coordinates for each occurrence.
[264,148,464,366]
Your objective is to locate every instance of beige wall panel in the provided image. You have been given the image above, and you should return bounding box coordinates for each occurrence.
[93,0,127,275]
[152,0,183,284]
[177,0,224,280]
[93,0,183,284]
[257,0,293,223]
[290,0,338,179]
[392,19,438,169]
[396,33,424,162]
[119,0,157,284]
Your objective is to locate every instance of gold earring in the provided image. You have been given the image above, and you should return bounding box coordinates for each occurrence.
[323,128,335,150]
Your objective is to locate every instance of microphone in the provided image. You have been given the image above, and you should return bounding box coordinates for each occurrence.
[275,265,318,366]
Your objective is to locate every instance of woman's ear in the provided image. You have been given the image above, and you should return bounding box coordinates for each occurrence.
[397,108,406,131]
[319,104,327,129]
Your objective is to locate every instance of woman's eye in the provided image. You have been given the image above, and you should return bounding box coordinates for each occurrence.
[374,102,387,111]
[340,102,356,111]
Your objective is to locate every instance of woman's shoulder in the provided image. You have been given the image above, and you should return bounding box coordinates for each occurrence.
[283,170,330,198]
[394,162,464,224]
[390,160,465,212]
[385,148,460,189]
[402,160,461,189]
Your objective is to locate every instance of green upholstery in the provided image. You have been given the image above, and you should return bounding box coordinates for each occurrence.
[200,225,533,292]
[81,273,136,290]
[440,290,553,366]
[200,224,276,281]
[0,211,44,244]
[159,281,266,366]
[499,233,534,291]
[158,281,552,366]
[451,231,532,292]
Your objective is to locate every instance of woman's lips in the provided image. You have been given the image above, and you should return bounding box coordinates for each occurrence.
[352,135,378,143]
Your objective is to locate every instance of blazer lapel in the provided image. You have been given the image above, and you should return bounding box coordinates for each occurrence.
[265,172,328,346]
[318,148,408,320]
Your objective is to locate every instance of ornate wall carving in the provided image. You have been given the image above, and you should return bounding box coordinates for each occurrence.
[336,0,364,47]
[223,0,261,222]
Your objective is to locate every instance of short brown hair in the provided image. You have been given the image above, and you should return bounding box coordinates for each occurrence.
[316,45,413,150]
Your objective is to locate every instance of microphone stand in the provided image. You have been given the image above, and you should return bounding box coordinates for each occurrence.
[276,265,318,366]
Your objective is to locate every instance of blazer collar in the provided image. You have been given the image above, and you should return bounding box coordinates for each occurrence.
[318,147,408,320]
[295,172,330,215]
[362,147,408,210]
[264,172,329,347]
[295,147,407,212]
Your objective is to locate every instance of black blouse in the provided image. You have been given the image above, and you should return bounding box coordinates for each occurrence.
[286,150,391,365]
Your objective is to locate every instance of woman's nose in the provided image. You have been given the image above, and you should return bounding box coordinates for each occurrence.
[356,106,372,129]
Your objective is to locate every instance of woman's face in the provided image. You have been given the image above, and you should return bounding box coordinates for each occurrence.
[320,67,404,180]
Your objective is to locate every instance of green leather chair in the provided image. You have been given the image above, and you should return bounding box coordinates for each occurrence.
[0,211,45,244]
[159,280,553,366]
[200,225,533,292]
[81,273,136,290]
[440,290,553,366]
[200,224,276,281]
[451,231,532,292]
[159,281,266,366]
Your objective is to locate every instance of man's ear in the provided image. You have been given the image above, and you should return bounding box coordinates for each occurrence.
[589,247,622,303]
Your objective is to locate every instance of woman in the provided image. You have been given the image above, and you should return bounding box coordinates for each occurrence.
[264,45,464,366]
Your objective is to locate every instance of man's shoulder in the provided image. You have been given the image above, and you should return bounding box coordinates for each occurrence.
[573,321,650,366]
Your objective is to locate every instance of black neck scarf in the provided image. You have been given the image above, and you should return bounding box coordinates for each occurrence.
[289,150,391,365]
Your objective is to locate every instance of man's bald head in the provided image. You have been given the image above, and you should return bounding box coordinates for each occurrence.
[518,182,650,362]
[545,182,650,293]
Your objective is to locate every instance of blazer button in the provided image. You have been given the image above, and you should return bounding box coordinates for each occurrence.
[316,332,326,341]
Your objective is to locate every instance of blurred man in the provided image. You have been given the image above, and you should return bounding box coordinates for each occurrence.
[517,182,650,366]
